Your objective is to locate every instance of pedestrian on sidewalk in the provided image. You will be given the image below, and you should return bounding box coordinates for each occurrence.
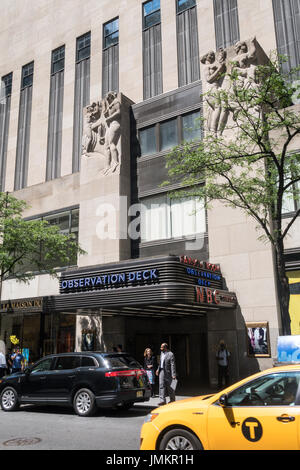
[156,343,177,406]
[216,340,230,390]
[11,347,25,374]
[0,343,7,378]
[144,348,157,397]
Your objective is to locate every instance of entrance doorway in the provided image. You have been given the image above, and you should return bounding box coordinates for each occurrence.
[135,333,190,379]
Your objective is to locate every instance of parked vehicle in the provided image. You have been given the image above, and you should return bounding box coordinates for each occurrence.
[0,352,151,417]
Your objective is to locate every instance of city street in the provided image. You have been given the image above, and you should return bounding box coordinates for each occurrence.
[0,400,158,450]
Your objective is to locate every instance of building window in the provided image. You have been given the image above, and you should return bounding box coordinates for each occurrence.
[182,110,201,142]
[15,62,34,191]
[21,61,34,89]
[138,109,201,156]
[46,46,65,181]
[0,73,13,191]
[273,0,300,76]
[25,208,79,270]
[282,180,300,214]
[102,18,119,97]
[141,192,206,242]
[143,0,163,99]
[160,118,178,152]
[176,0,200,87]
[76,32,91,62]
[213,0,240,50]
[72,32,91,173]
[51,45,65,74]
[1,73,12,98]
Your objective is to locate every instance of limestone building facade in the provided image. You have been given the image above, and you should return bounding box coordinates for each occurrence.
[0,0,299,386]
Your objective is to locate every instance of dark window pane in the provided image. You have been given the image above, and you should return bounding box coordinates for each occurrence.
[77,46,90,62]
[21,62,34,88]
[177,0,196,13]
[77,33,91,61]
[182,110,201,142]
[31,358,53,373]
[104,31,119,48]
[22,75,33,88]
[81,357,96,367]
[160,119,178,151]
[139,125,156,156]
[1,73,12,98]
[104,18,119,36]
[144,10,161,28]
[55,356,80,370]
[52,46,65,74]
[144,0,160,16]
[52,59,65,74]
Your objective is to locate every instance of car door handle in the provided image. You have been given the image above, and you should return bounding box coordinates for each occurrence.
[276,415,295,422]
[68,375,76,379]
[40,376,47,380]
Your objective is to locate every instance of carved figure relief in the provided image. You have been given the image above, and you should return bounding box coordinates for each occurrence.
[200,48,229,135]
[201,37,262,136]
[82,92,121,175]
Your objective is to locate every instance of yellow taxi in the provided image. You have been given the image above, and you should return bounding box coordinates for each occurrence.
[140,364,300,450]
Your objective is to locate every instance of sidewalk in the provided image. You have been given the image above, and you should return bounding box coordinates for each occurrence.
[136,384,217,410]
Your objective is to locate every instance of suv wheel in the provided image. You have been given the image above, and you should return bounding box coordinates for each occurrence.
[73,388,96,417]
[1,387,20,412]
[159,428,202,450]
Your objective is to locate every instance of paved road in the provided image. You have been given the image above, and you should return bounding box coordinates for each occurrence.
[0,396,193,451]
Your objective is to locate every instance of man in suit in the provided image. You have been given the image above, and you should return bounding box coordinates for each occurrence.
[156,343,177,406]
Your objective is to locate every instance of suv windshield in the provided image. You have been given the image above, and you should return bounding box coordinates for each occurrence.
[103,354,142,369]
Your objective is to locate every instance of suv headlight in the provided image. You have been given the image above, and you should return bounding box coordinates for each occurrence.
[144,413,159,423]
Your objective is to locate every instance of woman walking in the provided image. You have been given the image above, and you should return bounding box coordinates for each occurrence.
[144,348,157,398]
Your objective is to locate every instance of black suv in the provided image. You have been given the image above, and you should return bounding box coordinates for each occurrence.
[0,352,151,416]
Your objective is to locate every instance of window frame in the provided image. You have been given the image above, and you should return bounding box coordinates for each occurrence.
[176,0,196,15]
[216,371,300,407]
[103,17,119,50]
[21,62,34,90]
[138,108,201,158]
[76,32,91,63]
[53,355,81,371]
[143,0,161,31]
[140,190,206,243]
[30,357,55,374]
[1,72,13,98]
[51,45,65,75]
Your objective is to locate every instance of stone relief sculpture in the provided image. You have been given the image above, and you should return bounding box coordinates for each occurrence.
[82,92,121,176]
[200,48,229,136]
[201,37,262,136]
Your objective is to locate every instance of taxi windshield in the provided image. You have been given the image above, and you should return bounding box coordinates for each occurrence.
[225,372,300,407]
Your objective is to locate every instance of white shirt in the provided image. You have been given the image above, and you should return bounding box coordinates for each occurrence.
[0,352,6,368]
[216,349,230,366]
[160,351,166,368]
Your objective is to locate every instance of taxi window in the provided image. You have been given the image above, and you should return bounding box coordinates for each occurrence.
[226,372,300,407]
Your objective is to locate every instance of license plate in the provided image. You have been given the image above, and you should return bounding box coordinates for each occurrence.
[136,391,143,397]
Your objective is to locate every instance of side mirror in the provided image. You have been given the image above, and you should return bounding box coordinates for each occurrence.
[24,367,31,375]
[219,394,228,407]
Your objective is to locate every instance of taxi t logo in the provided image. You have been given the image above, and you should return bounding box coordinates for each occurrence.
[242,417,263,442]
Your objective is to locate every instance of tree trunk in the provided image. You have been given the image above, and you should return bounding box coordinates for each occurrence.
[274,239,291,336]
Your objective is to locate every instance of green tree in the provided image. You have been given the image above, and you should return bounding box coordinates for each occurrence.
[0,192,85,301]
[165,54,300,335]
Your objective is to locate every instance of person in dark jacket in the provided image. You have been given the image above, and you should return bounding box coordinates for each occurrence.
[144,348,157,397]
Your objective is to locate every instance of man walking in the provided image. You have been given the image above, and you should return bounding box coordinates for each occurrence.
[156,343,177,406]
